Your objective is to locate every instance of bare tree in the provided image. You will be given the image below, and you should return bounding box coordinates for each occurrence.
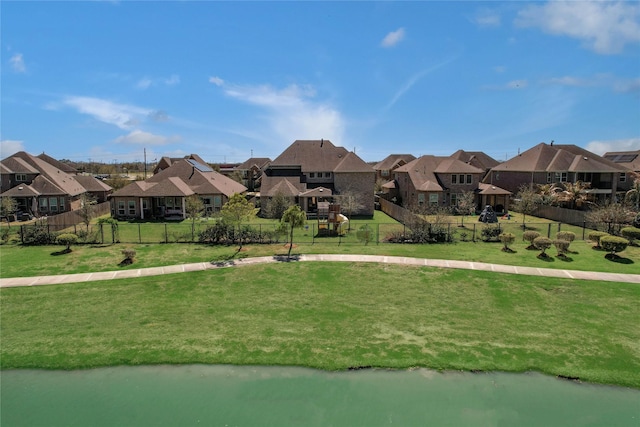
[78,193,97,231]
[0,197,17,227]
[338,186,366,230]
[185,195,205,240]
[456,190,476,227]
[514,185,542,229]
[264,191,293,219]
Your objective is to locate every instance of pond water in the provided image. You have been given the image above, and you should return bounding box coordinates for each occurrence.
[1,365,638,426]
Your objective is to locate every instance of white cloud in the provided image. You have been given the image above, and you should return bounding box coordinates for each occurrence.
[209,76,224,86]
[386,56,458,110]
[473,10,501,27]
[113,130,180,146]
[381,28,406,48]
[586,138,640,155]
[0,140,25,158]
[544,74,640,95]
[515,1,640,54]
[62,96,152,129]
[135,74,180,90]
[211,79,344,145]
[9,53,26,73]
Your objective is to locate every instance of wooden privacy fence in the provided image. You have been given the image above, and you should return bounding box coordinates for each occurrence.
[43,202,111,231]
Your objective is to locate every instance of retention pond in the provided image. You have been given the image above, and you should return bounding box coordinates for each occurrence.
[2,365,639,426]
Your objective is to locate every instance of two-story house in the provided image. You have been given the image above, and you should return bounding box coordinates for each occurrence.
[234,157,271,192]
[0,151,111,217]
[392,155,510,212]
[260,140,375,217]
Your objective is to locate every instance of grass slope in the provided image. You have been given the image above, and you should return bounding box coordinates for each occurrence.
[2,263,639,388]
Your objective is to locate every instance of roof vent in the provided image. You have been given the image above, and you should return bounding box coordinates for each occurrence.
[584,157,588,160]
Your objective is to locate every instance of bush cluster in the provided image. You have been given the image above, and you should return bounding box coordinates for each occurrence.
[198,222,284,245]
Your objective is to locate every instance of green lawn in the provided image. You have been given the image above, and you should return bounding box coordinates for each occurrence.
[1,262,638,388]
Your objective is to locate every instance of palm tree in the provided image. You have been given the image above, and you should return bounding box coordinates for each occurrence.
[558,181,591,209]
[537,183,561,206]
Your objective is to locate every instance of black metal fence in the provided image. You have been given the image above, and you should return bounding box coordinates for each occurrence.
[2,219,631,246]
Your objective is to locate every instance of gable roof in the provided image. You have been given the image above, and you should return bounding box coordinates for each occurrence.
[1,151,88,197]
[133,158,246,198]
[75,175,112,192]
[37,153,78,174]
[395,155,485,192]
[491,143,624,173]
[603,150,640,172]
[449,150,499,171]
[374,154,417,171]
[236,157,272,171]
[271,140,372,173]
[262,178,303,197]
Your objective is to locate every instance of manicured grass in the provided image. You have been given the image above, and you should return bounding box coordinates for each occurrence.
[1,236,637,278]
[1,262,638,388]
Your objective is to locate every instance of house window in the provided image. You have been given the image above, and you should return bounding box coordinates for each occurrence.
[547,173,552,183]
[555,172,568,182]
[620,173,626,182]
[39,197,48,211]
[142,199,148,210]
[59,198,65,211]
[49,197,58,212]
[213,196,222,211]
[309,172,315,178]
[418,193,425,205]
[577,172,593,182]
[166,197,174,208]
[128,201,136,215]
[450,193,458,206]
[451,174,457,184]
[459,174,465,184]
[429,194,438,205]
[325,172,331,178]
[16,174,27,182]
[381,170,389,177]
[466,174,472,184]
[118,201,125,216]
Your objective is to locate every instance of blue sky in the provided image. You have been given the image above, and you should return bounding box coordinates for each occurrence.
[2,1,639,164]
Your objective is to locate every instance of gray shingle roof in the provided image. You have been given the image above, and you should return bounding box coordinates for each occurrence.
[271,140,372,173]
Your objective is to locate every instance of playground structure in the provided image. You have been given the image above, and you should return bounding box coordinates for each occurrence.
[317,202,349,236]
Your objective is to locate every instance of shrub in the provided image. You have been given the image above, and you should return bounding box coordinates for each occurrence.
[56,233,78,252]
[499,232,515,251]
[1,227,10,244]
[587,231,609,248]
[481,224,501,242]
[556,231,575,243]
[523,231,540,249]
[621,227,640,245]
[553,239,571,257]
[121,248,136,262]
[356,225,374,245]
[533,236,552,256]
[198,221,234,244]
[600,236,629,257]
[22,222,57,245]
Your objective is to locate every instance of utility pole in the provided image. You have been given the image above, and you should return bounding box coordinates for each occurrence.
[144,148,147,179]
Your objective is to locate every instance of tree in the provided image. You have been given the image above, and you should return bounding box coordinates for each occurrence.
[264,191,293,219]
[533,236,552,257]
[624,173,640,212]
[586,202,635,235]
[514,185,542,229]
[185,195,205,240]
[220,193,258,249]
[280,205,306,259]
[78,193,97,231]
[456,190,476,227]
[356,224,374,245]
[537,183,560,206]
[56,233,78,253]
[600,236,629,259]
[0,196,17,227]
[338,186,366,230]
[558,181,591,209]
[499,232,515,252]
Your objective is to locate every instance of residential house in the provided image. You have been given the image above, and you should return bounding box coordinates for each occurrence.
[260,140,375,217]
[153,154,208,175]
[234,157,271,192]
[392,155,511,213]
[603,150,640,191]
[109,156,246,220]
[0,151,111,217]
[483,142,628,202]
[449,150,499,179]
[373,154,416,183]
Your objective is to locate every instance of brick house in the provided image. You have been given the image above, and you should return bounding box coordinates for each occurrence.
[234,157,271,192]
[373,154,416,183]
[483,142,628,203]
[110,156,246,220]
[0,151,111,218]
[260,140,375,217]
[391,155,510,213]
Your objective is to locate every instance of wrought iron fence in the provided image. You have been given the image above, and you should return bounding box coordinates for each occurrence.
[1,219,632,246]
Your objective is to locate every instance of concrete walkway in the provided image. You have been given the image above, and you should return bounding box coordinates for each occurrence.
[1,254,639,288]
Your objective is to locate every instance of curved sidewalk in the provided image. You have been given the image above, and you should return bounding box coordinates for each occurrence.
[1,255,639,288]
